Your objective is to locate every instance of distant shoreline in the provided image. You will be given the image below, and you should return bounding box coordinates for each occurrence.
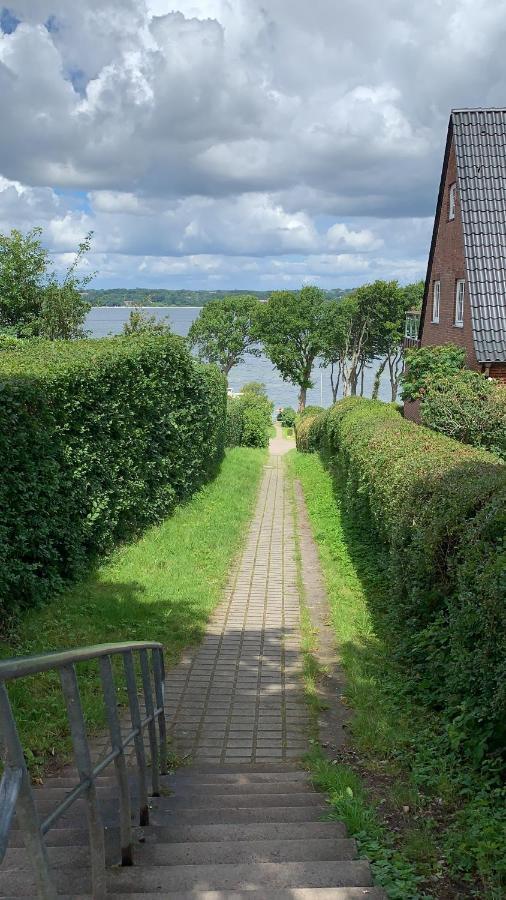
[90,305,204,310]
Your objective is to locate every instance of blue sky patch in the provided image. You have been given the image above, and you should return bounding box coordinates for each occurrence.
[0,7,20,34]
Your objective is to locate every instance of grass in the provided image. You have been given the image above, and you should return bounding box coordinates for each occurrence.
[1,447,266,776]
[282,425,294,439]
[286,450,506,900]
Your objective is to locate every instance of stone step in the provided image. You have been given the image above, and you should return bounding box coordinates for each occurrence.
[150,806,329,825]
[6,821,345,849]
[1,891,386,900]
[0,860,375,894]
[157,792,325,809]
[31,780,315,803]
[41,771,311,790]
[4,838,357,869]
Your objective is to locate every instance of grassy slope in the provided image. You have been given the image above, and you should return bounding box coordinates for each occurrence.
[1,447,266,774]
[286,450,505,900]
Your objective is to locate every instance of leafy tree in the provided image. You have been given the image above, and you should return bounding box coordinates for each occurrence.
[123,308,171,335]
[318,299,347,402]
[255,285,326,411]
[0,227,93,339]
[401,344,466,402]
[188,294,260,375]
[241,381,268,398]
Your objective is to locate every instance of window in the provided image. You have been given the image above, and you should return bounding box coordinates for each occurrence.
[455,279,465,326]
[432,280,440,323]
[449,183,457,220]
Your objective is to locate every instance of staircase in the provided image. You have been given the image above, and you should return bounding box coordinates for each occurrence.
[2,763,384,898]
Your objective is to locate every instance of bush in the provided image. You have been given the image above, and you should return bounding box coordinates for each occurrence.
[0,334,226,619]
[226,389,273,448]
[301,397,506,762]
[295,408,325,452]
[401,343,466,402]
[421,370,506,460]
[279,407,296,428]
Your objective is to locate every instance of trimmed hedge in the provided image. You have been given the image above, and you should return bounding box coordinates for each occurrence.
[226,391,273,448]
[0,335,226,618]
[301,397,506,761]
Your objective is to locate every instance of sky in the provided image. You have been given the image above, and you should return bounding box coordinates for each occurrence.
[0,1,505,291]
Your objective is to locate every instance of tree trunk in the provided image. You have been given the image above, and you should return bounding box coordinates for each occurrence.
[330,361,342,403]
[372,357,388,400]
[359,363,365,397]
[298,385,307,411]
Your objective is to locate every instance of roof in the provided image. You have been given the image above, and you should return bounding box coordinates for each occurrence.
[420,108,506,363]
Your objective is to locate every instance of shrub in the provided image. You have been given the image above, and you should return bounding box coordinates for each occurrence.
[301,397,506,762]
[295,407,326,452]
[0,334,226,619]
[421,371,506,460]
[401,343,466,402]
[280,407,296,428]
[226,389,273,448]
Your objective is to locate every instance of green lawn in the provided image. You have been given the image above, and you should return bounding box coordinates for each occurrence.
[286,450,505,900]
[1,447,266,775]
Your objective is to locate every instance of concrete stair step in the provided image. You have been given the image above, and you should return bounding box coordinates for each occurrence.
[41,771,311,790]
[150,806,329,825]
[31,781,314,803]
[4,838,357,868]
[0,861,375,894]
[159,793,325,809]
[6,821,345,849]
[93,891,386,900]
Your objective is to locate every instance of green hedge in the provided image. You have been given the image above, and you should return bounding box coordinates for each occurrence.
[301,397,506,761]
[0,335,226,618]
[226,391,273,448]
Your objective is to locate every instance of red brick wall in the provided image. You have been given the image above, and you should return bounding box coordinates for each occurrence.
[490,363,506,384]
[420,138,479,370]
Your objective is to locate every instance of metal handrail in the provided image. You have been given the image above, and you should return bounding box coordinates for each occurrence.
[0,640,167,900]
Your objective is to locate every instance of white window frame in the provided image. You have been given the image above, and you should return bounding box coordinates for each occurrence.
[454,279,465,327]
[449,183,456,220]
[432,280,440,323]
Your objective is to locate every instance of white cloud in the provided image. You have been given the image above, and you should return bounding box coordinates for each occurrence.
[0,0,505,287]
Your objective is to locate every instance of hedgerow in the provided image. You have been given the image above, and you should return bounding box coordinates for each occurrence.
[0,335,226,619]
[226,387,273,448]
[300,397,506,762]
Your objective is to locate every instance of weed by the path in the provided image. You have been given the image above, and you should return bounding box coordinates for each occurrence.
[1,447,266,776]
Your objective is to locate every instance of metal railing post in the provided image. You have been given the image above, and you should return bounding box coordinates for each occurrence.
[59,664,106,900]
[152,648,168,775]
[0,683,57,900]
[139,649,160,797]
[99,655,133,866]
[123,651,150,826]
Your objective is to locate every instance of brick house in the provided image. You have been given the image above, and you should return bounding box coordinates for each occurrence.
[404,108,506,419]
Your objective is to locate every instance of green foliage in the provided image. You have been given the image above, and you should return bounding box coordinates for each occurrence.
[279,406,296,427]
[226,387,273,448]
[0,227,92,339]
[255,285,327,410]
[188,294,260,375]
[0,335,226,618]
[401,344,466,402]
[421,370,506,460]
[122,307,171,335]
[289,450,506,895]
[1,447,266,774]
[294,406,326,452]
[82,288,351,308]
[300,397,506,763]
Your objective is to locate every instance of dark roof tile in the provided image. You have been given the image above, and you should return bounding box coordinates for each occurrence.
[452,108,506,362]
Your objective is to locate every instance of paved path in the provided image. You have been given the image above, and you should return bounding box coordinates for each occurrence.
[165,433,308,764]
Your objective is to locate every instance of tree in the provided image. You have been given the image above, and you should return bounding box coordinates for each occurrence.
[0,227,93,339]
[123,308,171,335]
[255,285,326,411]
[188,295,260,375]
[318,299,347,402]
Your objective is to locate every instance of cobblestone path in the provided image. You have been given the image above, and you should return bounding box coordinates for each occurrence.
[165,451,310,764]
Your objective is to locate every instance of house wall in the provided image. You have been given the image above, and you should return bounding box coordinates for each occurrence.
[420,137,479,370]
[489,363,506,384]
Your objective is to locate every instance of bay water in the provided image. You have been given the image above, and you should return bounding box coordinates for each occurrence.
[85,306,390,408]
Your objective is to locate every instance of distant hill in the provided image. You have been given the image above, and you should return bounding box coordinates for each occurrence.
[83,288,352,307]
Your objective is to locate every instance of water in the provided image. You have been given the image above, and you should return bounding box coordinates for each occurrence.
[85,306,391,408]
